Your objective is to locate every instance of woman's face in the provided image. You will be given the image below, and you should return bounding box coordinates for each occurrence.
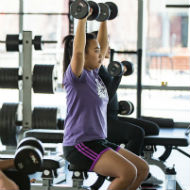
[84,39,102,70]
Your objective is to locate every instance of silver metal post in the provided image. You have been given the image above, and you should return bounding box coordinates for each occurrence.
[19,0,24,106]
[22,31,32,129]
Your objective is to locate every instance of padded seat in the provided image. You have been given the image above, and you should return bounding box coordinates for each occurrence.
[25,129,63,143]
[144,128,189,146]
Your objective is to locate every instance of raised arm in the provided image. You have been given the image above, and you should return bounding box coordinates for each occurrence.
[97,21,109,62]
[70,18,87,77]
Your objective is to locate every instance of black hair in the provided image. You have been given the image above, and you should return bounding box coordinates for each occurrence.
[62,33,96,76]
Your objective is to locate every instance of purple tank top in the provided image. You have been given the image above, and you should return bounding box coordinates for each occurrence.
[63,65,108,146]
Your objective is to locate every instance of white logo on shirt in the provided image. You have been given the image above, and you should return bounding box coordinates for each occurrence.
[95,78,107,98]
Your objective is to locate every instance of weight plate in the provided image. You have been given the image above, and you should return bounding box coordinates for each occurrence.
[96,3,110,22]
[105,2,118,20]
[108,61,123,77]
[70,0,89,19]
[118,101,134,115]
[0,103,18,146]
[32,64,57,94]
[0,68,19,89]
[128,101,134,114]
[17,137,44,155]
[33,36,43,50]
[87,1,100,20]
[32,107,58,129]
[14,145,43,174]
[122,61,134,76]
[6,35,20,52]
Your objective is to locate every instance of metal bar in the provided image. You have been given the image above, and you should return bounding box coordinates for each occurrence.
[0,12,69,15]
[119,84,190,91]
[142,85,190,91]
[110,49,114,62]
[22,31,32,129]
[19,0,24,113]
[113,50,138,54]
[42,40,57,44]
[57,83,190,92]
[166,4,190,8]
[174,147,190,158]
[137,49,142,118]
[111,49,138,54]
[137,0,145,118]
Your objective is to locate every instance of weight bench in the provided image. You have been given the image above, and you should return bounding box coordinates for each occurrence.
[24,129,106,190]
[25,127,190,190]
[143,127,189,190]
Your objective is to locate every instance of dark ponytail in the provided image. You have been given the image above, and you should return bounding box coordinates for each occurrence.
[62,33,96,77]
[63,35,74,76]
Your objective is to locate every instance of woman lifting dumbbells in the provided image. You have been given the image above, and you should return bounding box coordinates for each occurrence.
[62,1,149,190]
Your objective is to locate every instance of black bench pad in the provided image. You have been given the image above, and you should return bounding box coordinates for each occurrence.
[144,128,189,146]
[25,129,63,143]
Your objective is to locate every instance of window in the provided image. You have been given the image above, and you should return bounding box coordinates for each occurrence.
[142,0,190,121]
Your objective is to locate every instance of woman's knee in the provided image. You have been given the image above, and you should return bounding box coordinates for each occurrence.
[119,163,137,185]
[139,160,149,179]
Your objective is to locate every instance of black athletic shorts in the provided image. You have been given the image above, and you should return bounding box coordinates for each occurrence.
[63,139,120,171]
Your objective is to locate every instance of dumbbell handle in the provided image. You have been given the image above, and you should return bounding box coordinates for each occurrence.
[41,40,57,44]
[32,40,57,44]
[16,121,22,126]
[0,39,57,44]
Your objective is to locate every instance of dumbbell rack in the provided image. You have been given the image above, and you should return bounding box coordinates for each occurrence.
[0,31,65,153]
[0,31,32,153]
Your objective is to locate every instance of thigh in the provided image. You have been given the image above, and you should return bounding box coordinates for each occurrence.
[92,148,136,178]
[139,118,160,135]
[117,147,149,172]
[64,139,120,172]
[107,117,145,142]
[119,116,159,135]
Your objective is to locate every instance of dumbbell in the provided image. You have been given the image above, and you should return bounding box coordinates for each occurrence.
[0,64,57,94]
[0,34,57,52]
[108,61,134,77]
[70,0,118,21]
[14,137,44,174]
[96,2,118,21]
[118,101,134,115]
